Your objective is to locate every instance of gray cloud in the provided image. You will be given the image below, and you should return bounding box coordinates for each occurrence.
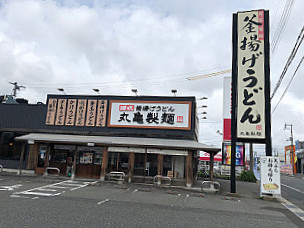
[0,0,303,152]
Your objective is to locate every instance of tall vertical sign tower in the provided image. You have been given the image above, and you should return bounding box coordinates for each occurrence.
[231,10,271,193]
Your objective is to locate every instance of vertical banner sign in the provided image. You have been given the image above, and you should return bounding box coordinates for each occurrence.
[222,142,245,166]
[260,156,281,196]
[65,99,77,126]
[96,100,107,127]
[235,10,270,141]
[85,100,97,126]
[223,77,232,141]
[55,99,67,125]
[45,99,57,125]
[75,99,87,126]
[231,9,271,194]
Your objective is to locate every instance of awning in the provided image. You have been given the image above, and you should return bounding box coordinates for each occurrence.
[199,151,222,162]
[108,147,188,156]
[15,133,221,153]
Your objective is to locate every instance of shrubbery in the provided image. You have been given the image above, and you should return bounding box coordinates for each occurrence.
[240,170,257,182]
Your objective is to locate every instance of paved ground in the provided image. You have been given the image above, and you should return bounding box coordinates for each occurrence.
[0,171,303,228]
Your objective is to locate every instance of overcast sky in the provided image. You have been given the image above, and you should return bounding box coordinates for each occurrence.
[0,0,303,155]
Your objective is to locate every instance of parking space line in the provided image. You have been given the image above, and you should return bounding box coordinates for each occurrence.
[20,192,61,197]
[12,180,93,198]
[98,199,109,205]
[48,186,70,189]
[36,188,58,192]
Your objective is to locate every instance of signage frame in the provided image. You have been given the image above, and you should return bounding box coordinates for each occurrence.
[232,9,271,145]
[221,142,245,166]
[107,100,192,130]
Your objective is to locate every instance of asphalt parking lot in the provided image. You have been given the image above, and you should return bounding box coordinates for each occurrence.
[0,174,303,228]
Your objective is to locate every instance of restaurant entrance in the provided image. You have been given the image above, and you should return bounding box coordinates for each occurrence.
[48,145,103,178]
[76,146,103,178]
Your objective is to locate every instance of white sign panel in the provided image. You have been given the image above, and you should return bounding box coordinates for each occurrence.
[223,77,232,119]
[260,156,281,195]
[108,101,191,130]
[237,10,266,139]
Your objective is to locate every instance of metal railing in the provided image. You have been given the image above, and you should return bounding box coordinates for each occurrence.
[43,167,60,177]
[202,181,220,192]
[108,171,126,182]
[153,175,171,185]
[0,165,3,173]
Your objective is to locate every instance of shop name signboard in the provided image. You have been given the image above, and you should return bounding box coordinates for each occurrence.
[108,100,191,130]
[236,10,269,141]
[260,156,281,196]
[45,98,107,127]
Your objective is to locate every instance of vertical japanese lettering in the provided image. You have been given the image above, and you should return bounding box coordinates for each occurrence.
[75,99,87,126]
[96,100,107,127]
[85,100,97,127]
[55,99,67,125]
[65,99,77,126]
[236,10,266,139]
[45,98,57,125]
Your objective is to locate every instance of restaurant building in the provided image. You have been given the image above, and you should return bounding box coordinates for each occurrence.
[0,94,220,187]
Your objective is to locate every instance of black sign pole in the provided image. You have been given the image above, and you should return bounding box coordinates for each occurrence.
[264,11,272,156]
[230,13,238,193]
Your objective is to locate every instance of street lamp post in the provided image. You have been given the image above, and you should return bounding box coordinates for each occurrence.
[132,89,138,96]
[285,123,295,174]
[93,89,100,95]
[57,88,66,95]
[171,89,177,96]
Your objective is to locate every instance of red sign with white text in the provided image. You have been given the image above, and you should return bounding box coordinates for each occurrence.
[119,105,134,111]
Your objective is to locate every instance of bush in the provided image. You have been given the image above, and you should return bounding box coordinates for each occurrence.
[240,170,257,182]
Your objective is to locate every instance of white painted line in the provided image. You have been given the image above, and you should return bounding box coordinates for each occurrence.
[13,180,91,197]
[14,180,69,195]
[69,184,89,191]
[10,195,29,199]
[36,188,58,192]
[98,199,109,205]
[10,195,21,198]
[19,192,58,197]
[281,198,304,222]
[56,183,84,187]
[32,197,39,200]
[281,184,304,195]
[83,181,98,185]
[48,186,70,189]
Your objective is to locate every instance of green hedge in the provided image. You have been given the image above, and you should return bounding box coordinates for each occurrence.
[240,170,257,182]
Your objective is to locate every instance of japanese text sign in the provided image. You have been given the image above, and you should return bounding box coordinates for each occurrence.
[236,10,268,140]
[260,156,281,195]
[45,98,107,127]
[108,100,191,130]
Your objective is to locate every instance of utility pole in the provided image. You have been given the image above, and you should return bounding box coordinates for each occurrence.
[249,143,254,171]
[284,124,295,174]
[9,82,25,97]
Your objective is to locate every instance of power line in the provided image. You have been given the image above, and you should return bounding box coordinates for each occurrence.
[23,66,230,88]
[271,26,304,99]
[271,0,295,54]
[272,54,304,113]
